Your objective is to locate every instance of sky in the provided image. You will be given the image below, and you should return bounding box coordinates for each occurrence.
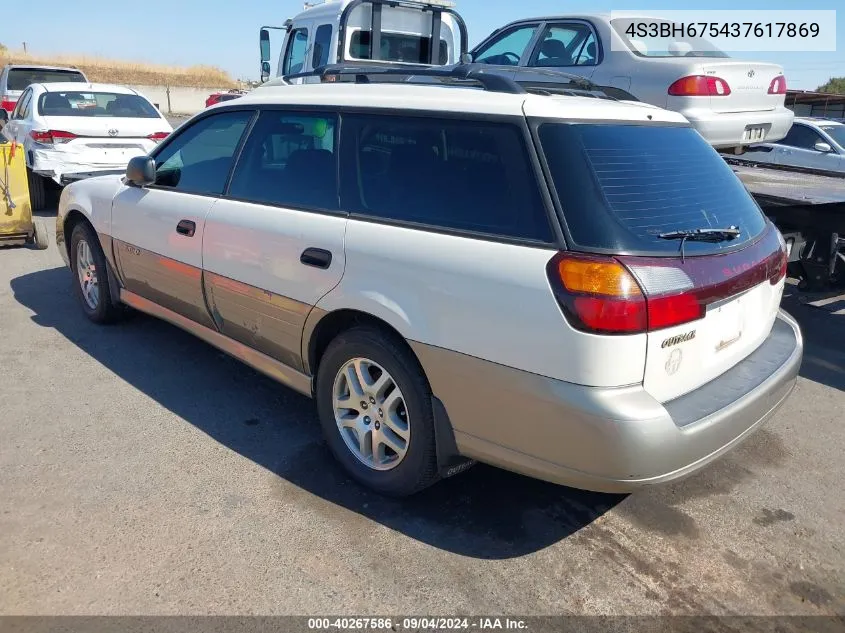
[1,0,843,90]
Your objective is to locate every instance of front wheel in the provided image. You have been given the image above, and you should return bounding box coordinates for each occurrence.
[69,222,124,324]
[315,327,440,497]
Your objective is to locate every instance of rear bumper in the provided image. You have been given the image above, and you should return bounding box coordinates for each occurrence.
[681,106,794,148]
[31,149,135,185]
[415,310,803,493]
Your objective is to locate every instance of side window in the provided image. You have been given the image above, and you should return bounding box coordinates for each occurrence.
[531,23,597,68]
[153,110,253,195]
[284,29,310,75]
[473,25,538,66]
[228,111,338,211]
[13,89,31,120]
[780,124,824,150]
[342,116,553,242]
[312,24,333,68]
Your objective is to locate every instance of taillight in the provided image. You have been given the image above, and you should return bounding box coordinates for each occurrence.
[548,253,708,335]
[29,130,77,145]
[147,132,169,142]
[1,99,17,112]
[668,75,731,96]
[549,226,788,335]
[768,76,787,95]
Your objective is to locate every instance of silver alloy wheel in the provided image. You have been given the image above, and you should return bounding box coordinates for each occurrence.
[76,239,99,310]
[333,357,411,471]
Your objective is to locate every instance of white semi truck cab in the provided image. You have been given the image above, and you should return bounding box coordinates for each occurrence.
[259,0,468,83]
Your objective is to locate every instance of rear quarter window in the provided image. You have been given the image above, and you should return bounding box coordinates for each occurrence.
[538,123,767,255]
[342,115,554,242]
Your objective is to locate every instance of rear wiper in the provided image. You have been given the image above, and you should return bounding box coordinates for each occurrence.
[658,226,741,262]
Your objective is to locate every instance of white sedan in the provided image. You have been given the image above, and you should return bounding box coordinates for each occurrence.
[470,14,794,150]
[0,82,172,209]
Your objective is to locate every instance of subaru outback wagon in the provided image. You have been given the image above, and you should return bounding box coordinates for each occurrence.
[56,66,803,496]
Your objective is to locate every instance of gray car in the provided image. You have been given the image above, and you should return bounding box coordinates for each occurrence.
[739,118,845,175]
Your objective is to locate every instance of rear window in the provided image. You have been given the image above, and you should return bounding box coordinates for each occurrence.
[349,30,449,64]
[38,92,159,118]
[538,123,767,255]
[7,68,86,91]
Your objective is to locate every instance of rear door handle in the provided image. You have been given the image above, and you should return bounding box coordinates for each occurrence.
[176,220,196,237]
[300,248,332,269]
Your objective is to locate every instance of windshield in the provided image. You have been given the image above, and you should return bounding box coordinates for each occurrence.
[538,123,767,255]
[611,19,729,58]
[38,91,160,118]
[8,68,86,91]
[820,125,845,149]
[349,30,449,64]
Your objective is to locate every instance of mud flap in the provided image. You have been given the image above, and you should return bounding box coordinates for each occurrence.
[432,395,476,479]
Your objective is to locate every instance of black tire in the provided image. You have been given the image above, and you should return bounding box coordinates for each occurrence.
[315,326,440,497]
[27,168,46,211]
[69,221,124,324]
[31,219,49,250]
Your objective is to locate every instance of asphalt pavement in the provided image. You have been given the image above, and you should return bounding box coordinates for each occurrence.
[0,211,843,618]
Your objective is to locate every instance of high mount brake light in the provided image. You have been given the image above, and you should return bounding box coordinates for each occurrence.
[668,75,731,97]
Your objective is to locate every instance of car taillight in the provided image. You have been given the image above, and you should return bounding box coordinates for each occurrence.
[668,75,731,96]
[547,226,786,335]
[147,132,169,142]
[768,76,787,95]
[1,99,17,112]
[29,130,77,145]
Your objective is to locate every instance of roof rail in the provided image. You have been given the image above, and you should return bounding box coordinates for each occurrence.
[285,64,530,94]
[283,63,625,100]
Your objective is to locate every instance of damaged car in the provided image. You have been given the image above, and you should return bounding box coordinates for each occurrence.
[0,82,171,209]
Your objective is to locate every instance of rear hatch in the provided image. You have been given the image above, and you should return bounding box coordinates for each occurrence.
[538,121,788,402]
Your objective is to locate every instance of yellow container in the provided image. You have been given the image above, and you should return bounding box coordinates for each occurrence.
[0,141,47,249]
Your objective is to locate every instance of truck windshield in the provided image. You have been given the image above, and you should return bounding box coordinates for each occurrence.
[350,30,450,64]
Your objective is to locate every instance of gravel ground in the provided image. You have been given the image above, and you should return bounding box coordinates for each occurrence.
[0,212,843,618]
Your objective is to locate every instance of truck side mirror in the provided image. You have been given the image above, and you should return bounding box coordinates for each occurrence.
[261,61,271,83]
[260,28,271,63]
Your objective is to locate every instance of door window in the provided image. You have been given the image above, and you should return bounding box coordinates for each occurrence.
[341,115,553,242]
[153,110,253,195]
[228,110,339,211]
[779,124,825,150]
[473,24,538,66]
[284,29,310,75]
[530,23,597,68]
[312,24,333,68]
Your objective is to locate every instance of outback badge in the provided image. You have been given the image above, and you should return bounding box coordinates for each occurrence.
[661,330,696,349]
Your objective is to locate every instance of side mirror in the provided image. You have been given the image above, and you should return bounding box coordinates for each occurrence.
[814,141,833,153]
[126,155,156,187]
[460,52,474,64]
[0,109,8,128]
[260,28,271,63]
[261,61,272,83]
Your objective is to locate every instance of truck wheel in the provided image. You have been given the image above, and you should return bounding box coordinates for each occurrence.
[32,219,49,250]
[27,168,46,211]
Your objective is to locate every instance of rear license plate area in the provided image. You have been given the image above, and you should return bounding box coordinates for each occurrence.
[709,298,744,354]
[743,126,767,142]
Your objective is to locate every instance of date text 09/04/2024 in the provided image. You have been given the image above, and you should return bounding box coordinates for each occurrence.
[307,618,529,630]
